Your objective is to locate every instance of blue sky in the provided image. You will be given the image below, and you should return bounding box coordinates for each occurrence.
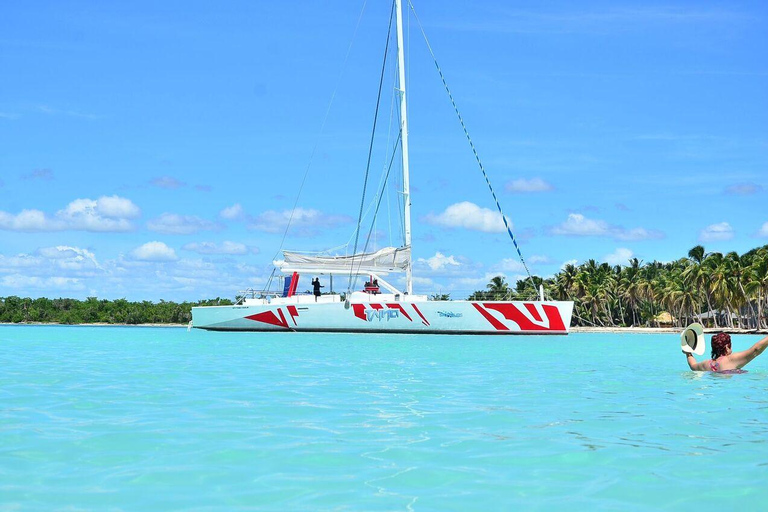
[1,0,766,301]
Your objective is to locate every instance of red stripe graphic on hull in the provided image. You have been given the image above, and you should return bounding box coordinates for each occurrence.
[524,303,542,322]
[245,309,290,329]
[472,303,509,331]
[386,304,412,321]
[482,303,566,331]
[287,306,299,325]
[411,304,430,326]
[352,303,367,321]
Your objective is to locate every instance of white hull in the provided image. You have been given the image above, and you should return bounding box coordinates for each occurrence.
[192,299,573,335]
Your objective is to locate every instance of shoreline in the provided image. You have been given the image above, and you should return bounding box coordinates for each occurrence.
[1,322,765,334]
[571,326,768,335]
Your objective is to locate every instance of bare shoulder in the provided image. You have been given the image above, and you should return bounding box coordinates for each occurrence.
[691,358,713,372]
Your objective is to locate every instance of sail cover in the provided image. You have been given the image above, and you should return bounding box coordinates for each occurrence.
[280,246,410,274]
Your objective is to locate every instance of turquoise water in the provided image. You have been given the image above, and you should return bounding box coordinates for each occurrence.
[2,326,767,510]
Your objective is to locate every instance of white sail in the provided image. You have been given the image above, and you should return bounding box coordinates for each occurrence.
[279,246,410,274]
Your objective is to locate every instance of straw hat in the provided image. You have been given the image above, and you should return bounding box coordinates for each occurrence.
[680,323,705,355]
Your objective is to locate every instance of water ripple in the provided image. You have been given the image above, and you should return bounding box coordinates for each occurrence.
[3,327,768,509]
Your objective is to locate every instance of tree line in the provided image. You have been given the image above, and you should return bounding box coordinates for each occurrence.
[0,296,233,325]
[3,244,766,328]
[470,244,768,329]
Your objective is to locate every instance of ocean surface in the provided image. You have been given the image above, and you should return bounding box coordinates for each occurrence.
[2,326,767,511]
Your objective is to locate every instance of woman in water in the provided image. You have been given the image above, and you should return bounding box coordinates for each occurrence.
[684,332,768,372]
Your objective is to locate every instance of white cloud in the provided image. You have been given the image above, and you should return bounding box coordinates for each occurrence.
[758,222,768,238]
[528,255,552,264]
[1,275,84,290]
[0,245,274,300]
[249,208,351,235]
[182,241,251,255]
[604,248,634,266]
[561,259,578,269]
[0,253,43,273]
[0,209,53,231]
[220,203,244,220]
[455,272,526,293]
[0,196,140,232]
[418,252,461,271]
[551,214,663,241]
[95,196,141,218]
[147,213,219,235]
[495,258,526,272]
[552,213,609,236]
[412,276,436,288]
[505,177,554,193]
[614,227,661,241]
[37,246,103,271]
[699,222,734,242]
[0,246,105,278]
[423,202,509,233]
[130,242,178,261]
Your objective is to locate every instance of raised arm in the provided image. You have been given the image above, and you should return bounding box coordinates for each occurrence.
[683,351,711,372]
[730,335,768,369]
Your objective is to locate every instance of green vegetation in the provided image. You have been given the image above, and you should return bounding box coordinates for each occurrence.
[3,244,767,328]
[0,297,233,325]
[470,245,768,329]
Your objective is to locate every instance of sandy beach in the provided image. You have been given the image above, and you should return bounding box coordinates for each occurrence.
[571,326,768,335]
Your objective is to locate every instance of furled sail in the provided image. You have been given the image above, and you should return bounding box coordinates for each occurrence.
[279,246,410,274]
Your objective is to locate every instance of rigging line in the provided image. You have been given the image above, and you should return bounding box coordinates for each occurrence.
[262,267,276,294]
[362,132,402,254]
[351,131,402,292]
[386,173,392,248]
[393,101,405,242]
[386,91,397,249]
[270,0,369,265]
[383,61,398,251]
[348,0,396,293]
[345,13,398,248]
[344,67,396,254]
[408,0,536,290]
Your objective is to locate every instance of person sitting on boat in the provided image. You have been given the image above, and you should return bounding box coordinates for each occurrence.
[312,277,323,302]
[364,278,380,295]
[684,332,768,372]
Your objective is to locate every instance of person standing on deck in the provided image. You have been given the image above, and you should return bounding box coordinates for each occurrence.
[684,332,768,372]
[312,277,323,302]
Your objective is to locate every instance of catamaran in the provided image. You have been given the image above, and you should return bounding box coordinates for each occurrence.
[192,0,574,334]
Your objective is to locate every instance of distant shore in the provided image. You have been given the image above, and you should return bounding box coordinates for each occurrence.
[571,326,768,335]
[1,322,765,334]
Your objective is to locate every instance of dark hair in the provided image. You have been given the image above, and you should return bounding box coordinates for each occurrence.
[711,332,731,359]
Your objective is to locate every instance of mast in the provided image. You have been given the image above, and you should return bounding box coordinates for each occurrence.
[395,0,413,295]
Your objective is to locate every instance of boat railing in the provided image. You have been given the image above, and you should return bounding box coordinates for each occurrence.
[236,288,281,305]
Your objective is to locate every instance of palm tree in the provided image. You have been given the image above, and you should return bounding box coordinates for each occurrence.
[745,249,768,329]
[528,244,767,327]
[682,245,710,321]
[486,276,510,300]
[620,258,643,326]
